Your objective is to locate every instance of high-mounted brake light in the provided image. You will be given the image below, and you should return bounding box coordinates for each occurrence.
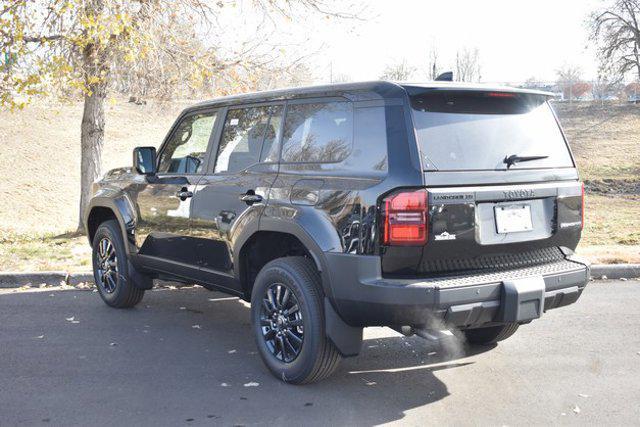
[382,190,428,245]
[581,182,585,230]
[486,92,517,98]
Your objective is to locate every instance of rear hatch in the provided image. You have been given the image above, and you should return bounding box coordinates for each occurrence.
[381,88,584,277]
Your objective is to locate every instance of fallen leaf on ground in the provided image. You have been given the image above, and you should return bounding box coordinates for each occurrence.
[109,342,117,347]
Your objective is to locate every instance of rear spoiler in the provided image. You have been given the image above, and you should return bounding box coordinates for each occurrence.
[402,84,555,98]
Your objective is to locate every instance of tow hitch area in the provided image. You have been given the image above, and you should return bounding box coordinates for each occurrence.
[501,277,545,322]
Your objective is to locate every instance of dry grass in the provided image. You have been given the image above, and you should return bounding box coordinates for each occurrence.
[0,99,189,235]
[0,232,91,272]
[0,99,638,271]
[554,102,640,181]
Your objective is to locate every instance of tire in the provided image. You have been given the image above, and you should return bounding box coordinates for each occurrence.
[92,219,148,308]
[251,256,341,384]
[463,323,520,345]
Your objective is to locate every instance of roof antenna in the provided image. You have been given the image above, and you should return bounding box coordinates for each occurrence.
[435,71,453,82]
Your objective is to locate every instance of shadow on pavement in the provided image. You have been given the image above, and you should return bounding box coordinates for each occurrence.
[0,287,494,426]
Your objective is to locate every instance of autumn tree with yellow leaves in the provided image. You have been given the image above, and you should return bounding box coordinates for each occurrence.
[0,0,358,231]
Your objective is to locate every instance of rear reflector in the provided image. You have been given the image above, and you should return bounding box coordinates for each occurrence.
[383,190,428,245]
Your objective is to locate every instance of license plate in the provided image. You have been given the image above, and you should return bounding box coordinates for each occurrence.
[495,204,533,234]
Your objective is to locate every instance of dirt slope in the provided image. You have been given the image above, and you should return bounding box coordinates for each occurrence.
[0,99,637,257]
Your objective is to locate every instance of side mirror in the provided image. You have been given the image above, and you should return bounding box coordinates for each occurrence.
[133,146,157,175]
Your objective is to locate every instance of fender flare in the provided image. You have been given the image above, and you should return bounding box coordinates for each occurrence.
[85,192,137,254]
[234,212,363,357]
[236,213,340,299]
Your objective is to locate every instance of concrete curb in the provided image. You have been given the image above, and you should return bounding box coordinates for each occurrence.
[0,272,93,288]
[1,264,639,288]
[590,264,640,280]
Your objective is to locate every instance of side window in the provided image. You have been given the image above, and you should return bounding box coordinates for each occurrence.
[215,105,282,173]
[260,105,283,163]
[281,101,353,163]
[158,112,217,174]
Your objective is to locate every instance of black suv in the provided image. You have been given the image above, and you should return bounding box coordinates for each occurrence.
[85,81,589,384]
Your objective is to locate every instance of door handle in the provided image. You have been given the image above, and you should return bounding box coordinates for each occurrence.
[240,192,263,205]
[176,187,193,201]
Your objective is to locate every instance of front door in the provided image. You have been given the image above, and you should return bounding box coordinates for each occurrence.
[134,109,220,277]
[190,104,283,291]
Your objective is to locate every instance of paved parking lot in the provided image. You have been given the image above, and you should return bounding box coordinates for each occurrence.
[1,280,638,426]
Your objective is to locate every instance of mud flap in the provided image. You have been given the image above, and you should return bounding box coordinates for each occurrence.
[128,260,153,290]
[501,277,545,323]
[324,297,362,357]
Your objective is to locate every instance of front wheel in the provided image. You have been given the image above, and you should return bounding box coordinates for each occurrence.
[463,323,520,345]
[251,257,341,384]
[92,219,149,308]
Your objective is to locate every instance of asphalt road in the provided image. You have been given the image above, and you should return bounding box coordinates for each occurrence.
[1,280,638,426]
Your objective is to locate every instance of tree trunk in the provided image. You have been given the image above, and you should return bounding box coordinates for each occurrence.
[77,82,107,233]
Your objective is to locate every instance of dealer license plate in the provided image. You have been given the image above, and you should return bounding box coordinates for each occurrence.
[495,204,533,234]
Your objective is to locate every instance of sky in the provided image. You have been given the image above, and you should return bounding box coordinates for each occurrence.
[292,0,604,84]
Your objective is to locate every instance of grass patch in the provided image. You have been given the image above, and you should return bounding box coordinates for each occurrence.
[0,231,90,272]
[581,194,640,246]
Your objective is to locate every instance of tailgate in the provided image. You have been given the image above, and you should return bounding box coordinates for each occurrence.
[381,181,583,277]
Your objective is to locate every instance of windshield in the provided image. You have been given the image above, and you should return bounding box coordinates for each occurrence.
[410,91,574,171]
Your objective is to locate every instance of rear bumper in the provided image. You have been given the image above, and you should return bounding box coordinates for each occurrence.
[325,253,589,328]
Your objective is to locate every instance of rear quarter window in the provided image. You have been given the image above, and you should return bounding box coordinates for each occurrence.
[410,91,574,171]
[281,101,353,163]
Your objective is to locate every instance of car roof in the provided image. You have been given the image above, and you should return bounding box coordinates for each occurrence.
[188,80,553,111]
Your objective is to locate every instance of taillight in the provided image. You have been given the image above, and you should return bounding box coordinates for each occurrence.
[581,182,585,230]
[382,189,428,245]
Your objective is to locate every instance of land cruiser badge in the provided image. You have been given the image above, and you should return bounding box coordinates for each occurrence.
[435,231,456,241]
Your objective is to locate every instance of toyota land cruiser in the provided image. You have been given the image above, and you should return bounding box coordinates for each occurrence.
[85,81,589,384]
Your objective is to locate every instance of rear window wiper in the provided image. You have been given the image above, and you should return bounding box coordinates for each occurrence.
[503,154,549,169]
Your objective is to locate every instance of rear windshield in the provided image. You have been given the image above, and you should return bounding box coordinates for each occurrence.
[410,91,574,171]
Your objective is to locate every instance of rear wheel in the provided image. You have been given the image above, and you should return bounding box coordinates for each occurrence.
[463,323,519,345]
[251,257,341,384]
[92,220,148,308]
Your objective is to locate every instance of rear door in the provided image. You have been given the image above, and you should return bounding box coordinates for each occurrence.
[189,103,283,291]
[381,90,583,277]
